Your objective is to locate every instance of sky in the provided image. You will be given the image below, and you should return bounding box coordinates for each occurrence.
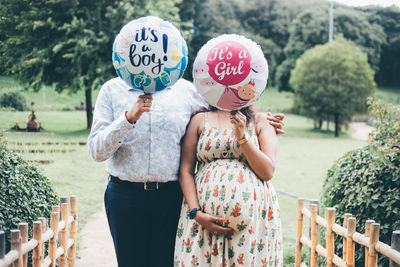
[332,0,400,7]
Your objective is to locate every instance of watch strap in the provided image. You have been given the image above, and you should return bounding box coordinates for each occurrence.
[238,135,248,145]
[187,207,201,219]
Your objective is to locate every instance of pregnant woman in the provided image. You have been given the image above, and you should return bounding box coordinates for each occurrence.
[174,106,283,266]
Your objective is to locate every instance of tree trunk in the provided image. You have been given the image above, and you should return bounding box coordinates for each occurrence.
[85,88,93,129]
[334,113,340,137]
[318,118,323,129]
[326,116,330,131]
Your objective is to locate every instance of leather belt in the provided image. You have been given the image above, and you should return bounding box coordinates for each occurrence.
[109,175,179,191]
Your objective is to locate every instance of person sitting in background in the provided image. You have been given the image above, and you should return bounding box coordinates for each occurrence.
[27,110,38,131]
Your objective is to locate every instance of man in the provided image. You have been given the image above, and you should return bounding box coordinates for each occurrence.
[88,76,284,266]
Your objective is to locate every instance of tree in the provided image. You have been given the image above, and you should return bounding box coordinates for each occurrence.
[0,0,184,128]
[179,0,244,81]
[363,6,400,88]
[290,37,376,137]
[276,5,386,91]
[179,0,321,84]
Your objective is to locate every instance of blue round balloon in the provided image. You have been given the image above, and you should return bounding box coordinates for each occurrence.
[112,16,188,93]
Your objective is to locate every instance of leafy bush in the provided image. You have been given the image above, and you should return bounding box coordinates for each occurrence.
[0,91,27,111]
[321,98,400,266]
[0,137,58,257]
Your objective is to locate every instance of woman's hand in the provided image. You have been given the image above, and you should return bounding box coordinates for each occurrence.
[126,95,153,123]
[266,112,285,135]
[195,212,233,236]
[230,111,247,140]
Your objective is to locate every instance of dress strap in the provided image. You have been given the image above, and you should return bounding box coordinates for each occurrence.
[204,112,211,129]
[247,121,257,137]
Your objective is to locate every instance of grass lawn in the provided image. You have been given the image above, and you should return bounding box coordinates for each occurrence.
[376,86,400,105]
[275,135,365,261]
[0,111,107,231]
[256,86,294,113]
[0,75,99,111]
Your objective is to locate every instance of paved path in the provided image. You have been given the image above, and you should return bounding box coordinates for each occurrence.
[76,206,117,267]
[349,122,373,141]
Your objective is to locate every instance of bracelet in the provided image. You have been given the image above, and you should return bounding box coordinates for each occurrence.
[238,137,248,145]
[125,111,136,125]
[187,207,201,219]
[238,133,248,145]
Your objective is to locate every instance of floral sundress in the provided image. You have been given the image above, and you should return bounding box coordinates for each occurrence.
[174,114,283,267]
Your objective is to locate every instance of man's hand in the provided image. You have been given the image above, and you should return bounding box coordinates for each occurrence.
[126,95,153,123]
[266,112,285,135]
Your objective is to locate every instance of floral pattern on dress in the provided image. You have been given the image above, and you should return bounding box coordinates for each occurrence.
[174,118,283,267]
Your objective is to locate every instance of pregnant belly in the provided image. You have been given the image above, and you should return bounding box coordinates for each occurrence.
[195,159,264,232]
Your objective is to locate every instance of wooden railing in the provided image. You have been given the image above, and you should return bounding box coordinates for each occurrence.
[0,196,77,267]
[295,198,400,267]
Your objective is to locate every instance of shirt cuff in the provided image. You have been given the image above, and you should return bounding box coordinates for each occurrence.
[125,111,136,125]
[114,113,135,142]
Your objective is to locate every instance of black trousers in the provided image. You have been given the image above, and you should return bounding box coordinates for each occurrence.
[104,179,183,267]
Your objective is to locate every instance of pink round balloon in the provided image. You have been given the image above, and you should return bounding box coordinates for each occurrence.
[206,41,252,86]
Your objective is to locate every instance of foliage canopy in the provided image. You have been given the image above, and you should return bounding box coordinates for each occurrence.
[277,5,387,91]
[0,0,184,128]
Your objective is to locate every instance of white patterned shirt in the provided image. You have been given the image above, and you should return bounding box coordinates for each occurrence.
[88,77,207,182]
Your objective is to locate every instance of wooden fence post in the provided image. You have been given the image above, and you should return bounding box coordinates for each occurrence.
[310,203,318,267]
[0,231,4,260]
[295,198,304,267]
[60,197,69,205]
[346,217,356,267]
[49,212,59,267]
[389,230,400,267]
[325,208,335,267]
[59,202,68,267]
[32,221,42,267]
[38,217,46,262]
[68,196,77,267]
[52,206,60,213]
[368,223,380,267]
[17,223,28,267]
[343,213,352,262]
[10,230,22,267]
[364,220,375,267]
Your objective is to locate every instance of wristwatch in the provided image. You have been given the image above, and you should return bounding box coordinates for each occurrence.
[187,208,201,219]
[238,132,249,145]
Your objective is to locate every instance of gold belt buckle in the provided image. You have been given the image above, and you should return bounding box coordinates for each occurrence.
[144,182,159,191]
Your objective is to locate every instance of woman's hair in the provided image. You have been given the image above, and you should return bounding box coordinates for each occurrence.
[209,105,256,126]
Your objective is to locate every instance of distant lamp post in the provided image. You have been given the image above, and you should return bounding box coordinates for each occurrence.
[329,1,334,43]
[327,1,334,131]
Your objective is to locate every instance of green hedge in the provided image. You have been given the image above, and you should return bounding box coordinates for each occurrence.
[321,98,400,266]
[0,91,27,111]
[0,138,58,258]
